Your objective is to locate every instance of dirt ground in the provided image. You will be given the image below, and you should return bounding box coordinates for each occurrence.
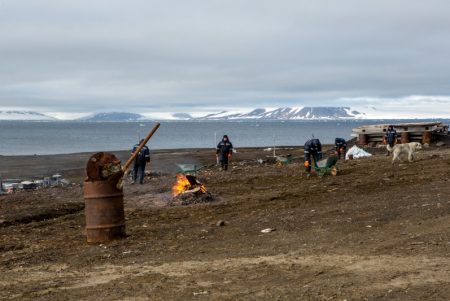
[1,145,450,300]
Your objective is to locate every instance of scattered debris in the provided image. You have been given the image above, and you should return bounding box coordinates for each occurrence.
[261,228,276,233]
[170,192,215,206]
[216,220,225,227]
[0,174,71,194]
[410,241,425,245]
[275,154,296,167]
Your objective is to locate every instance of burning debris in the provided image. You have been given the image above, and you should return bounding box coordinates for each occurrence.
[172,174,206,196]
[170,174,214,205]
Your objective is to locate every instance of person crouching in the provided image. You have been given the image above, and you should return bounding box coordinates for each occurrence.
[304,138,322,177]
[334,137,347,160]
[216,135,233,171]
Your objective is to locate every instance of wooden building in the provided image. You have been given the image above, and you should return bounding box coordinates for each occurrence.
[352,122,449,146]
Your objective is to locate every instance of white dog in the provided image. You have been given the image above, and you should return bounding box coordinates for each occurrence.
[387,142,422,163]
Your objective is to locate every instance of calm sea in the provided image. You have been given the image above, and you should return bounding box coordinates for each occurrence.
[0,119,447,155]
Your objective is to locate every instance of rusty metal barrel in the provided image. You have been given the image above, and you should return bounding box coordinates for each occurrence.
[84,180,125,243]
[400,132,410,143]
[358,134,368,145]
[422,131,432,144]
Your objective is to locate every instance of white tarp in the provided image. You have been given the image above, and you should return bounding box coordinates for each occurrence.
[345,145,372,160]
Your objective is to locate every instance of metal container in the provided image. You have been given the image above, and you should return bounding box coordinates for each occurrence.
[358,134,368,145]
[422,132,432,144]
[83,180,126,243]
[400,132,410,143]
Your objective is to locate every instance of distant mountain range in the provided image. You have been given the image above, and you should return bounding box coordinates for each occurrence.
[1,106,442,121]
[189,107,364,120]
[0,107,366,121]
[0,111,56,121]
[78,112,145,122]
[80,107,366,121]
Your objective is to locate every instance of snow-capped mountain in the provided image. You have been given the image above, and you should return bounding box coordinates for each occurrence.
[0,111,57,121]
[189,107,364,120]
[79,112,146,122]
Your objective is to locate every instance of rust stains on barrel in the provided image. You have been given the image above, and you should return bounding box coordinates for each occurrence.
[83,152,126,243]
[358,133,368,145]
[422,131,432,144]
[401,131,410,143]
[84,181,125,243]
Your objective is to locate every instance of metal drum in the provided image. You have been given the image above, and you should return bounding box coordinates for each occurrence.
[422,131,432,144]
[358,134,368,145]
[401,132,410,143]
[83,180,126,243]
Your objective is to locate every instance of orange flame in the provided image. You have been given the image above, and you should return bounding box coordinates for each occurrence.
[172,174,207,197]
[172,174,191,197]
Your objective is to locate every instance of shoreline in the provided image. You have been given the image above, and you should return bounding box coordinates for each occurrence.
[0,145,303,158]
[0,146,308,179]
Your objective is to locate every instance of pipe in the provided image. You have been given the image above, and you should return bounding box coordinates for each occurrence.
[122,123,161,173]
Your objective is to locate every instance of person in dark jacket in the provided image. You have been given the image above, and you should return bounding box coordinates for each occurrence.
[334,138,347,160]
[384,125,398,156]
[216,135,233,171]
[131,139,150,184]
[304,138,322,176]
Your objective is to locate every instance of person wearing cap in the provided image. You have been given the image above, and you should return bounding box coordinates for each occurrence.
[384,125,398,156]
[216,135,233,171]
[334,137,347,160]
[131,139,150,184]
[304,138,322,177]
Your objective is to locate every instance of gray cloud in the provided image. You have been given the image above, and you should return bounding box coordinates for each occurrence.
[1,0,450,114]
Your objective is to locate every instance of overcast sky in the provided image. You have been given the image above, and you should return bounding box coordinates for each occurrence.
[1,0,450,117]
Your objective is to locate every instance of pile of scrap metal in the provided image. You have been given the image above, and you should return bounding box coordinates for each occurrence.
[352,122,449,146]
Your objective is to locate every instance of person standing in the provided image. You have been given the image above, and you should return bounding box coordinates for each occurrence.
[216,135,233,171]
[304,138,322,177]
[384,125,398,156]
[131,139,150,184]
[334,137,347,160]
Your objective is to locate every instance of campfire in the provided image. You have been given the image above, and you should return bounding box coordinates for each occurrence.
[172,174,207,197]
[171,174,213,205]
